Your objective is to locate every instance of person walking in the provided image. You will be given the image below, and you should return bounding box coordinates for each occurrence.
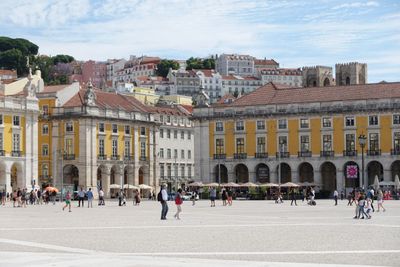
[227,189,233,206]
[191,190,197,206]
[340,190,344,201]
[376,189,386,212]
[0,190,5,206]
[290,188,297,206]
[356,193,368,219]
[302,188,306,202]
[77,188,85,207]
[87,188,93,208]
[367,187,375,212]
[174,188,183,220]
[209,187,216,207]
[365,197,372,219]
[62,191,72,212]
[159,184,168,220]
[98,188,105,206]
[333,190,338,206]
[134,190,141,205]
[221,188,227,206]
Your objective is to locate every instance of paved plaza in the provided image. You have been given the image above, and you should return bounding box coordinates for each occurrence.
[0,198,399,267]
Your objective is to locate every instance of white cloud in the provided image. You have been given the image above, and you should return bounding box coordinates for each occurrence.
[332,1,379,10]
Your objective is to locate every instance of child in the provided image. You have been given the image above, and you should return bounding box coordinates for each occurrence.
[365,198,372,219]
[62,191,72,212]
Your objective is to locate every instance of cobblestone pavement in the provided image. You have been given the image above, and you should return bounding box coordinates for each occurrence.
[0,199,399,267]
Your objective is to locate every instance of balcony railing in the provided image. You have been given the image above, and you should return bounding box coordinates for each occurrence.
[111,155,120,160]
[391,149,400,155]
[298,151,312,157]
[124,154,134,161]
[255,152,268,158]
[213,154,226,160]
[343,150,357,157]
[63,154,75,160]
[12,150,22,157]
[320,150,334,157]
[0,150,4,156]
[234,153,247,159]
[140,156,147,161]
[276,152,290,158]
[367,149,381,156]
[98,154,107,160]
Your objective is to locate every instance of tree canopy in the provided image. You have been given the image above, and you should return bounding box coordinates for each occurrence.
[156,59,180,77]
[186,57,215,70]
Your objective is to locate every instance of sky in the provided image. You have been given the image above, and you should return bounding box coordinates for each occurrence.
[1,0,399,82]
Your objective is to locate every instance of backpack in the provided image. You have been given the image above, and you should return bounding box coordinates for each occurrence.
[157,190,163,202]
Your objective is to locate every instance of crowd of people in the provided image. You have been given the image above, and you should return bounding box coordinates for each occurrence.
[0,187,59,207]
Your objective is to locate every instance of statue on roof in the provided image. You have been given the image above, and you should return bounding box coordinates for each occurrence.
[193,85,210,107]
[84,79,96,106]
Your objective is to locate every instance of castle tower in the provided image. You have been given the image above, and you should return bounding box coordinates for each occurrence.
[302,66,334,87]
[335,62,367,86]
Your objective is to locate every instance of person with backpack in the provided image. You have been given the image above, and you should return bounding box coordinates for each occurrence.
[87,188,93,208]
[174,188,183,220]
[158,184,168,220]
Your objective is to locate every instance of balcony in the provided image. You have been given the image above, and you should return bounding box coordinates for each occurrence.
[124,154,134,161]
[140,156,147,161]
[97,154,107,160]
[391,149,400,155]
[343,150,357,157]
[255,152,268,158]
[213,154,226,160]
[234,153,247,159]
[63,154,75,160]
[110,155,120,160]
[298,151,312,157]
[367,149,381,156]
[12,150,22,157]
[276,152,290,158]
[320,150,334,157]
[0,150,4,156]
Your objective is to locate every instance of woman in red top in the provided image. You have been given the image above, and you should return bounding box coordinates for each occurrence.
[174,188,183,220]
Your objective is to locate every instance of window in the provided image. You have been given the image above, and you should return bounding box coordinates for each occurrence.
[159,148,164,159]
[167,116,171,123]
[181,131,184,139]
[13,134,20,151]
[369,133,379,151]
[216,139,224,154]
[99,123,105,133]
[393,115,400,125]
[188,150,192,159]
[188,165,192,178]
[42,124,49,135]
[140,127,146,136]
[167,165,171,178]
[167,149,171,159]
[300,135,310,152]
[160,115,164,123]
[216,122,224,132]
[174,130,178,139]
[394,132,400,151]
[278,136,287,152]
[181,149,185,159]
[42,144,49,156]
[140,142,146,158]
[160,164,165,178]
[124,141,130,156]
[323,135,332,151]
[65,138,73,155]
[125,125,130,135]
[99,139,105,155]
[345,134,355,151]
[187,131,191,140]
[236,121,244,131]
[236,138,245,153]
[167,129,171,138]
[174,149,178,159]
[181,166,185,178]
[257,120,265,130]
[322,117,332,128]
[112,124,118,133]
[257,137,265,153]
[42,164,49,177]
[278,119,287,130]
[369,115,379,126]
[42,105,49,115]
[300,118,309,129]
[112,139,118,156]
[13,116,20,126]
[0,115,2,125]
[345,116,355,127]
[66,122,73,132]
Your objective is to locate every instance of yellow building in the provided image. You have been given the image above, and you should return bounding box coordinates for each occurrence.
[193,82,400,194]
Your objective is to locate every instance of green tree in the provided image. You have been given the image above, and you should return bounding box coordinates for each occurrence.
[0,48,26,75]
[51,54,75,65]
[156,59,179,77]
[32,55,53,84]
[186,57,215,70]
[202,58,215,69]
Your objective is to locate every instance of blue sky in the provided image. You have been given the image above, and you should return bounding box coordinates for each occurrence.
[1,0,399,82]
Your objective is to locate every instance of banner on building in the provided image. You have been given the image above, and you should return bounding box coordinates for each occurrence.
[346,165,358,179]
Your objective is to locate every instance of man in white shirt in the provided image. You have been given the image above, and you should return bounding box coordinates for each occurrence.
[333,190,338,206]
[160,184,169,220]
[77,188,86,207]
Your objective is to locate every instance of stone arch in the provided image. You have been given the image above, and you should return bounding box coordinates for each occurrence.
[367,161,383,185]
[391,160,400,181]
[234,164,249,183]
[276,163,291,183]
[320,162,337,192]
[110,165,120,185]
[346,76,350,85]
[255,163,270,183]
[323,77,330,86]
[214,164,228,184]
[344,161,359,188]
[138,167,145,184]
[298,162,314,183]
[97,164,109,190]
[63,164,79,191]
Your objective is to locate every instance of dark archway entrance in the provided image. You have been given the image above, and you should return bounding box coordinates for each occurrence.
[344,161,359,188]
[298,162,314,183]
[321,162,337,192]
[323,78,330,86]
[214,164,228,184]
[139,167,144,184]
[10,163,23,191]
[63,164,79,191]
[277,163,291,183]
[256,163,270,183]
[97,167,102,189]
[367,161,383,185]
[391,160,400,181]
[235,164,249,183]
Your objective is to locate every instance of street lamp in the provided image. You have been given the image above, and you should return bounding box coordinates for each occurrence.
[358,134,367,191]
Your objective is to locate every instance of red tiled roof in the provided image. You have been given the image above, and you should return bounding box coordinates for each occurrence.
[254,59,279,66]
[149,105,188,116]
[228,82,400,107]
[217,94,236,104]
[194,69,216,77]
[260,68,302,76]
[222,75,260,81]
[0,69,17,76]
[179,105,193,114]
[40,85,70,94]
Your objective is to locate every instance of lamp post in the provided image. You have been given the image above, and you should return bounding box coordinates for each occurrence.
[358,134,367,191]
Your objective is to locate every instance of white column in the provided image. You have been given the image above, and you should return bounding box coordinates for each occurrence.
[51,122,60,187]
[133,126,140,185]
